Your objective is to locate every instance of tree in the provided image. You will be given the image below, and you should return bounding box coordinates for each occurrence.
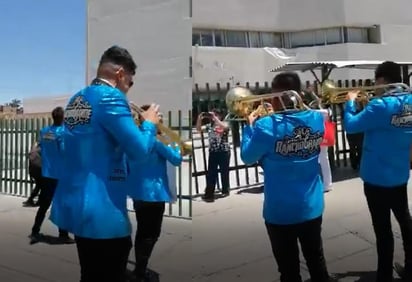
[9,99,21,108]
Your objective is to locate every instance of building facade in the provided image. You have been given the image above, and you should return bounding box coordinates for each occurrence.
[87,0,192,127]
[192,0,412,88]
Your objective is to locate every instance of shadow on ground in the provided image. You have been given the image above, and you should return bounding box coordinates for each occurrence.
[29,234,75,245]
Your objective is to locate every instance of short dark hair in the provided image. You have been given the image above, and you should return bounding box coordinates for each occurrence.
[271,72,302,92]
[375,61,401,83]
[52,107,64,124]
[99,46,137,75]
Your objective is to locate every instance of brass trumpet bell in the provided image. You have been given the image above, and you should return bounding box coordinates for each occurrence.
[129,103,192,156]
[225,86,307,121]
[321,80,411,105]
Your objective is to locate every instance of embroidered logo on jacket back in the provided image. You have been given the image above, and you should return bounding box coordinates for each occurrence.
[275,126,323,158]
[391,104,412,127]
[64,96,93,129]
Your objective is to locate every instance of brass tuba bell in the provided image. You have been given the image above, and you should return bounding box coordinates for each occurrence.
[224,86,307,121]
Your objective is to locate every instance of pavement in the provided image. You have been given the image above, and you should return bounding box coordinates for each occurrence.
[1,170,412,282]
[192,170,411,282]
[0,194,192,282]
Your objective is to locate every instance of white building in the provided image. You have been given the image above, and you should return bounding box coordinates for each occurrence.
[192,0,412,88]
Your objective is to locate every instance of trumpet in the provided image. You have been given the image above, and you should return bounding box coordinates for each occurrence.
[224,86,307,121]
[129,102,192,156]
[321,80,411,105]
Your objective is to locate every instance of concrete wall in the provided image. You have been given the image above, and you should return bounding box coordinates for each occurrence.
[87,0,192,126]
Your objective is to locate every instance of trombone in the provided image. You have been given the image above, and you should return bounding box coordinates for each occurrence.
[224,86,308,121]
[129,102,192,156]
[321,80,411,106]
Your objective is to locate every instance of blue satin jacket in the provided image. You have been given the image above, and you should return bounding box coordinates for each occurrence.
[39,125,65,179]
[50,82,157,239]
[344,93,412,187]
[127,140,182,202]
[241,110,325,225]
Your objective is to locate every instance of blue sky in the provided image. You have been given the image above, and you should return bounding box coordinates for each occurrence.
[0,0,85,104]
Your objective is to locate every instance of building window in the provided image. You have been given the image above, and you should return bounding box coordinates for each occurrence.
[225,31,248,47]
[261,32,282,47]
[248,32,260,47]
[192,31,201,46]
[325,28,342,44]
[192,26,379,48]
[200,31,214,46]
[367,26,381,43]
[344,27,368,43]
[214,31,225,46]
[290,30,316,48]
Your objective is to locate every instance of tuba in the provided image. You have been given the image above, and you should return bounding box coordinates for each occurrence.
[224,86,307,121]
[321,80,411,106]
[129,102,192,156]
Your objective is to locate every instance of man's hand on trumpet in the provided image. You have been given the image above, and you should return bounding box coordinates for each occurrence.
[140,103,160,124]
[247,108,260,125]
[346,90,361,101]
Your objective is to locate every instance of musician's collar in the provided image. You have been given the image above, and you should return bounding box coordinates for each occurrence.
[96,77,116,88]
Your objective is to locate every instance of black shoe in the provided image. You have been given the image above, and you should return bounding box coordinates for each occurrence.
[394,262,412,280]
[23,200,37,207]
[29,233,42,244]
[202,187,215,202]
[202,194,214,202]
[221,191,230,197]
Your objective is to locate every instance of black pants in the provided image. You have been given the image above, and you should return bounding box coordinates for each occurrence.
[265,216,330,282]
[75,236,132,282]
[28,165,42,202]
[133,200,165,278]
[364,183,412,281]
[346,133,364,169]
[206,151,230,193]
[31,177,67,236]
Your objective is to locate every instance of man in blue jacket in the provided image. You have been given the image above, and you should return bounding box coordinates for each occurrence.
[29,107,73,244]
[344,61,412,281]
[127,105,183,282]
[241,72,333,282]
[50,46,160,282]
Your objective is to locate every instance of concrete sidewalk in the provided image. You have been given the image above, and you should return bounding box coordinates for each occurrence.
[193,176,411,282]
[0,194,192,282]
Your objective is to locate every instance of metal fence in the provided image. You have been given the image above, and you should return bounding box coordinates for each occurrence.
[191,79,373,194]
[0,111,192,219]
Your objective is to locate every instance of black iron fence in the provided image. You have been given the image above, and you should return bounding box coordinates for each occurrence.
[0,111,192,219]
[191,79,373,194]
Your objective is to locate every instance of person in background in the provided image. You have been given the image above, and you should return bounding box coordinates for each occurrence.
[346,123,364,170]
[127,105,182,282]
[241,72,334,282]
[344,61,412,281]
[196,109,231,202]
[302,88,334,193]
[29,107,74,244]
[23,141,42,207]
[49,46,160,282]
